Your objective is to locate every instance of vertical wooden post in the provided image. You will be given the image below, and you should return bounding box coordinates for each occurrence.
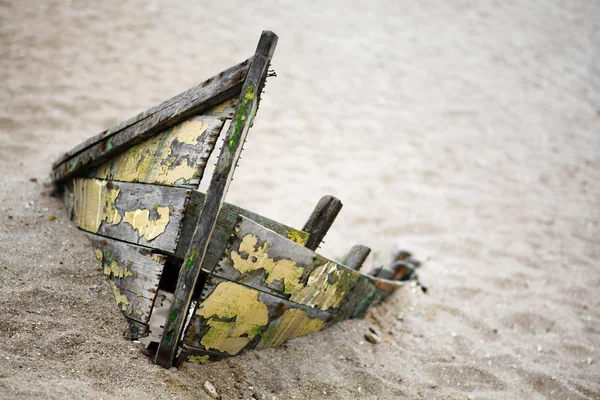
[302,195,343,251]
[340,244,371,271]
[154,31,278,368]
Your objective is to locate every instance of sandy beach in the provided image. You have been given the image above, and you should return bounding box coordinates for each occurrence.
[1,0,599,398]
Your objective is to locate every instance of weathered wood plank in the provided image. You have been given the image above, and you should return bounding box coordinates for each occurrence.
[211,216,401,319]
[87,115,224,188]
[88,234,166,325]
[52,58,252,183]
[302,195,343,250]
[69,178,190,253]
[181,276,334,359]
[155,31,278,368]
[174,190,310,263]
[340,244,371,271]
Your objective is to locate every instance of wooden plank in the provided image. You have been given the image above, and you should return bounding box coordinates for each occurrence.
[155,31,278,368]
[52,58,252,183]
[302,195,343,250]
[69,178,190,253]
[340,244,371,271]
[181,276,334,359]
[211,216,401,319]
[66,177,307,259]
[87,115,224,189]
[174,190,310,263]
[88,234,166,325]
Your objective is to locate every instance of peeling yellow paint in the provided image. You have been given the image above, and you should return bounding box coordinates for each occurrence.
[104,260,134,279]
[94,249,103,262]
[210,98,235,116]
[123,206,170,241]
[286,229,308,246]
[151,254,163,263]
[93,118,212,185]
[156,159,197,185]
[196,282,268,355]
[187,354,211,364]
[290,262,359,310]
[256,308,326,350]
[73,178,122,233]
[231,234,304,295]
[109,281,130,311]
[104,188,122,225]
[244,90,255,102]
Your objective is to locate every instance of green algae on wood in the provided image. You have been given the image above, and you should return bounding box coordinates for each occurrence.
[228,85,255,153]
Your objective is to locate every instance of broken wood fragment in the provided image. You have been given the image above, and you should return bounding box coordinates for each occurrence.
[302,195,343,251]
[340,244,371,271]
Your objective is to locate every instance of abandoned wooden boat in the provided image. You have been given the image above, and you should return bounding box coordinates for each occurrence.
[51,31,407,368]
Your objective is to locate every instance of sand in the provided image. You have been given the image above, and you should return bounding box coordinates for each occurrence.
[1,0,599,398]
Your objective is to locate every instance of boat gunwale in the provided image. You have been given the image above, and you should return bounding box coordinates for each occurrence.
[51,56,253,182]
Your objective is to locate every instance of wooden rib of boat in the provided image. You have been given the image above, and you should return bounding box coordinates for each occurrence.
[51,31,406,368]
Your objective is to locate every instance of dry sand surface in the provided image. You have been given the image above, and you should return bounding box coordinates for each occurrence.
[1,0,599,398]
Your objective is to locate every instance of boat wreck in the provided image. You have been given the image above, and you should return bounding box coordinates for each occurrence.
[51,31,409,368]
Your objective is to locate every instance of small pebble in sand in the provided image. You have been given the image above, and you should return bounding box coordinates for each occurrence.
[537,346,543,352]
[587,358,593,365]
[365,327,382,344]
[203,380,219,398]
[47,215,55,221]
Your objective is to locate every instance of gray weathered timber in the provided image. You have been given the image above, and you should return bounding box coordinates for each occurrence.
[181,275,335,359]
[174,190,310,263]
[69,178,190,253]
[155,31,278,368]
[341,244,371,271]
[88,234,166,325]
[87,115,224,189]
[210,216,401,319]
[302,195,343,251]
[52,58,252,183]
